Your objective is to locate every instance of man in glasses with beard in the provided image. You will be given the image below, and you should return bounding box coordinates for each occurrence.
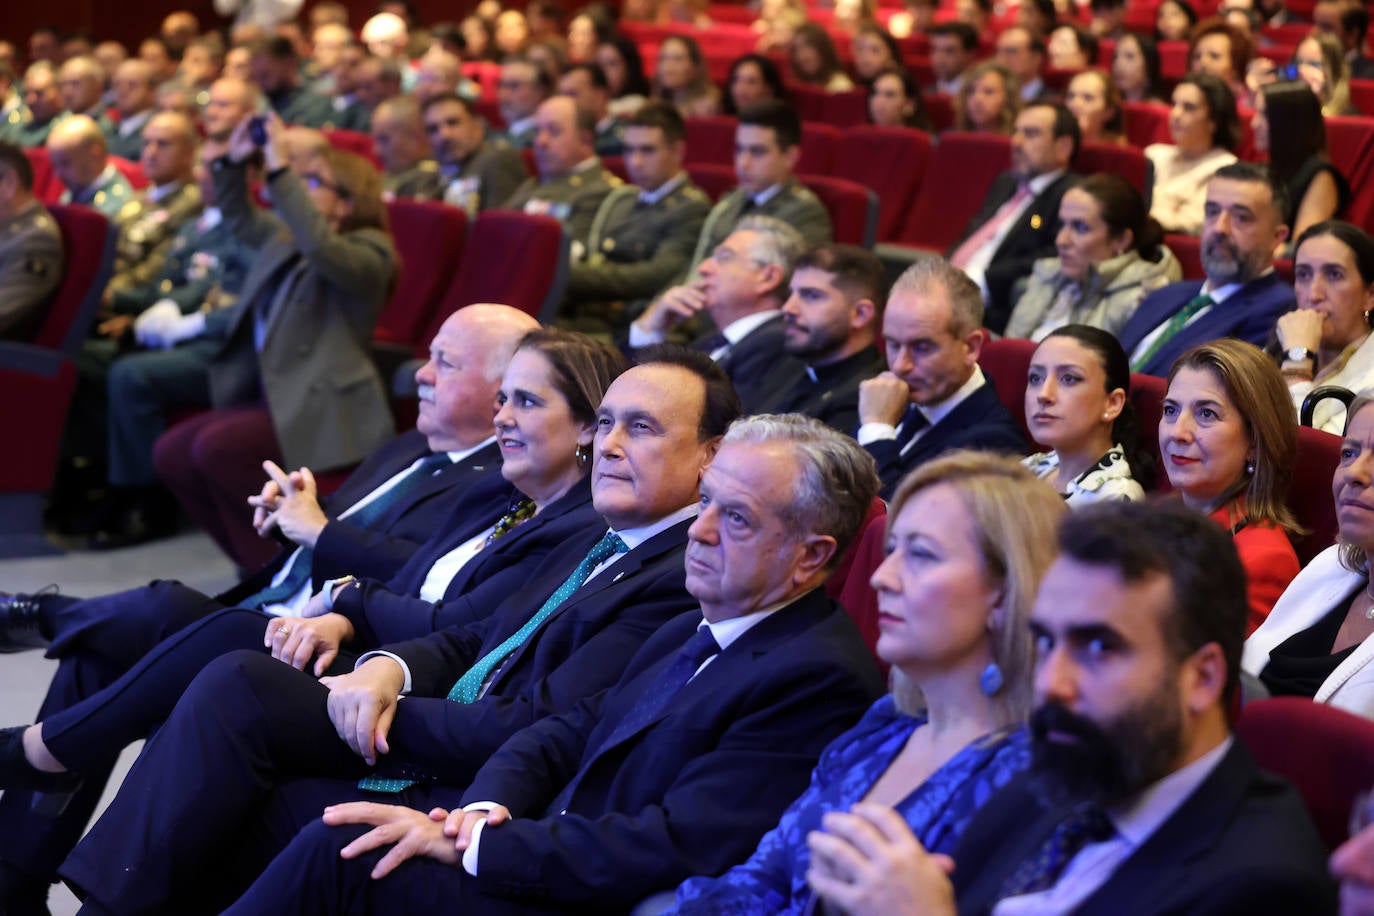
[806,501,1336,915]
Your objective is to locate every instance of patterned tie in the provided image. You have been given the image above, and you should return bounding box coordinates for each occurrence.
[544,626,720,815]
[358,530,629,793]
[1130,294,1214,372]
[950,183,1034,269]
[242,453,453,608]
[894,403,930,456]
[694,332,730,359]
[997,804,1116,899]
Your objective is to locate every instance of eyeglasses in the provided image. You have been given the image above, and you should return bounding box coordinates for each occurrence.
[303,172,349,198]
[709,246,765,268]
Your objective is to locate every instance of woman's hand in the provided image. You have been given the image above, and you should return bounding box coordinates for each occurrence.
[265,613,355,675]
[1275,309,1324,356]
[806,803,957,915]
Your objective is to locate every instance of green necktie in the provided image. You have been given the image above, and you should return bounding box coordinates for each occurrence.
[358,529,629,793]
[1131,294,1214,373]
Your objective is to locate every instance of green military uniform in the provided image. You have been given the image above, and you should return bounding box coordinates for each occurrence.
[566,174,710,325]
[593,118,625,157]
[687,178,833,273]
[439,139,529,215]
[105,182,204,310]
[499,116,537,150]
[383,160,443,201]
[2,110,67,148]
[77,105,116,140]
[0,199,64,338]
[322,95,371,133]
[59,164,135,219]
[105,109,154,162]
[503,159,622,252]
[268,85,338,129]
[107,206,253,316]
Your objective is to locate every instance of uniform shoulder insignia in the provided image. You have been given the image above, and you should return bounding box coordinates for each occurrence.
[603,170,623,186]
[681,186,709,203]
[418,160,439,173]
[25,256,49,278]
[119,200,141,219]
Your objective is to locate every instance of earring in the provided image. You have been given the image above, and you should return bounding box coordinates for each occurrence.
[576,444,591,468]
[1245,459,1255,475]
[979,662,1004,697]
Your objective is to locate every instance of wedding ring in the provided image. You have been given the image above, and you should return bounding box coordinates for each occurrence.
[278,624,292,637]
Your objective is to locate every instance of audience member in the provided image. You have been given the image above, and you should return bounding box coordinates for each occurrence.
[596,35,651,119]
[414,49,479,104]
[955,61,1019,134]
[789,23,855,92]
[1023,325,1149,503]
[754,243,887,432]
[928,22,977,96]
[557,62,624,156]
[867,66,932,130]
[1189,17,1251,101]
[1007,173,1180,341]
[370,96,442,200]
[306,22,353,94]
[687,101,832,272]
[138,36,181,86]
[202,76,261,145]
[997,26,1050,104]
[851,23,902,86]
[653,34,720,118]
[723,54,787,117]
[566,8,611,63]
[634,217,807,411]
[1047,23,1098,70]
[1314,0,1374,80]
[1255,81,1350,253]
[1113,32,1165,103]
[27,27,61,68]
[1245,392,1374,713]
[178,38,221,98]
[1123,162,1294,375]
[1156,0,1200,42]
[214,0,304,30]
[754,0,808,52]
[806,501,1335,914]
[7,63,66,148]
[950,102,1079,333]
[418,93,524,214]
[1294,32,1357,118]
[671,452,1065,912]
[57,56,112,129]
[1017,0,1058,37]
[858,258,1027,499]
[566,102,711,323]
[1275,221,1374,434]
[1161,339,1301,633]
[1145,73,1241,235]
[1089,0,1129,39]
[104,60,159,160]
[495,54,551,147]
[250,35,335,128]
[887,0,938,39]
[47,114,134,218]
[349,56,405,130]
[1065,68,1125,144]
[0,140,63,339]
[955,0,992,34]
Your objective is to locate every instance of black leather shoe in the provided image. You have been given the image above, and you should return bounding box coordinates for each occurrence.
[0,726,79,793]
[0,588,53,654]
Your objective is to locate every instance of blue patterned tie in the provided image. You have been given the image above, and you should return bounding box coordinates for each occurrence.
[544,626,719,815]
[998,804,1116,899]
[358,530,628,793]
[242,453,453,608]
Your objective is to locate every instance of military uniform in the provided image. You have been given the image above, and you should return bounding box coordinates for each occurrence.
[268,85,337,129]
[105,109,154,162]
[499,116,537,150]
[566,174,710,322]
[0,199,64,338]
[383,160,443,201]
[59,163,136,219]
[2,110,67,148]
[438,139,530,215]
[503,159,622,253]
[77,105,116,138]
[687,178,833,273]
[323,95,371,133]
[105,182,205,309]
[107,205,252,316]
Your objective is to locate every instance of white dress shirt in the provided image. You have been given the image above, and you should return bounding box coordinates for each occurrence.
[857,365,988,455]
[1127,274,1261,368]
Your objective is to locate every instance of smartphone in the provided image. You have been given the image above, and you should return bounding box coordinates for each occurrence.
[1279,63,1301,81]
[248,115,268,147]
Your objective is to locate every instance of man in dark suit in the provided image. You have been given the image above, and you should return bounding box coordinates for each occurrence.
[0,305,538,916]
[422,92,529,214]
[806,502,1336,915]
[56,350,738,915]
[211,414,885,915]
[858,257,1027,499]
[996,27,1053,103]
[1121,162,1295,377]
[630,216,809,412]
[948,102,1079,334]
[755,243,886,433]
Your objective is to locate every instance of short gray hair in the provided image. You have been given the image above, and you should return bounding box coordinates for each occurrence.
[721,413,879,568]
[891,257,984,336]
[735,214,806,292]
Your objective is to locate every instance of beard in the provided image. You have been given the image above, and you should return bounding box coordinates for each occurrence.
[1200,232,1262,286]
[1027,688,1184,810]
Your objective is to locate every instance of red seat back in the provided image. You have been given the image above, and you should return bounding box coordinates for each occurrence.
[1122,101,1171,148]
[1324,116,1374,230]
[799,173,878,247]
[23,148,63,204]
[1292,425,1342,564]
[109,155,148,190]
[375,199,467,346]
[818,87,870,128]
[788,83,832,123]
[1131,372,1169,492]
[922,92,955,132]
[469,97,506,131]
[1237,697,1374,851]
[897,132,1011,250]
[979,336,1037,442]
[683,115,739,167]
[685,162,736,201]
[798,121,841,175]
[36,205,117,354]
[1075,141,1152,196]
[831,504,891,674]
[832,125,932,242]
[1165,233,1204,280]
[324,128,382,169]
[1352,79,1374,117]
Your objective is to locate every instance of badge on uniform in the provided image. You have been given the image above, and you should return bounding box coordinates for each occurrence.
[25,256,48,278]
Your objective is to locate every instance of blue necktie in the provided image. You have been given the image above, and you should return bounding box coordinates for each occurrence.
[242,453,452,608]
[358,530,629,793]
[894,403,929,455]
[998,804,1116,899]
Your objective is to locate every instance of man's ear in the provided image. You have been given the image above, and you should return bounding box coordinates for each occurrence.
[1183,641,1228,716]
[793,533,838,585]
[851,297,877,331]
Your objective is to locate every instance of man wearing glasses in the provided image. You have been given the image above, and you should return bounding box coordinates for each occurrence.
[495,55,551,149]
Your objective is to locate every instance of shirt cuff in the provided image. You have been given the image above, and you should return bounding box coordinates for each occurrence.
[856,423,898,446]
[354,650,412,694]
[628,322,666,349]
[460,802,500,876]
[321,577,345,610]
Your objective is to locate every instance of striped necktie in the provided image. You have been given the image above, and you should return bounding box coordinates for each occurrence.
[1130,294,1214,372]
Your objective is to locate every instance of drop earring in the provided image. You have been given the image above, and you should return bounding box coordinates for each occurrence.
[979,662,1004,697]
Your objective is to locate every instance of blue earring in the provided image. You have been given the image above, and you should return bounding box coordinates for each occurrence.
[979,662,1004,697]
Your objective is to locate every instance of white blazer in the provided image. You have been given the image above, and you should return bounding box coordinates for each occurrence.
[1243,545,1374,718]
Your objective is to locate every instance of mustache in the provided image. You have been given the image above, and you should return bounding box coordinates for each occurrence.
[1030,701,1107,745]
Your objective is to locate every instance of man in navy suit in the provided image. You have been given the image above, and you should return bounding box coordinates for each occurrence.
[806,502,1335,915]
[629,216,810,412]
[858,257,1027,499]
[57,349,740,915]
[215,414,886,915]
[1121,162,1296,377]
[0,304,539,915]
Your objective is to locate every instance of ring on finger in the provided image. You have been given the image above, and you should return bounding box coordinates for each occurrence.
[278,624,292,636]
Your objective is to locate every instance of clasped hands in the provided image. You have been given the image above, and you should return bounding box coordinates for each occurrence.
[248,459,328,547]
[320,801,513,880]
[805,802,957,915]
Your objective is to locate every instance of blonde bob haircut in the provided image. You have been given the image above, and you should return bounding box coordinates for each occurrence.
[885,450,1066,721]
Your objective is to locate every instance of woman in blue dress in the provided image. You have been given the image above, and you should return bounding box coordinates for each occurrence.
[668,451,1067,914]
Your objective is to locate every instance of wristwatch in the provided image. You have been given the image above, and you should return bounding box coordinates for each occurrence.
[1285,346,1316,365]
[322,575,358,611]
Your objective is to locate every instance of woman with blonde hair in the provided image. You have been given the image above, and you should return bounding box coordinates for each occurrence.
[669,452,1066,913]
[653,34,720,117]
[955,61,1018,134]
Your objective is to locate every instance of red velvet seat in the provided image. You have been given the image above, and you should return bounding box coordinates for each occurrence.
[0,205,117,555]
[798,121,840,175]
[1076,141,1153,196]
[1324,116,1374,230]
[684,162,736,202]
[799,173,879,247]
[892,132,1011,251]
[109,155,148,190]
[817,88,870,128]
[831,503,890,674]
[978,336,1037,442]
[1351,79,1374,117]
[683,115,739,167]
[324,128,382,169]
[1291,425,1342,564]
[922,92,955,132]
[1236,697,1374,851]
[468,97,506,131]
[23,147,62,204]
[1165,233,1203,280]
[374,199,468,347]
[1122,101,1171,148]
[832,125,932,243]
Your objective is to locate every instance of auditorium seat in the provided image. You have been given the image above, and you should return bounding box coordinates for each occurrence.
[601,155,629,183]
[831,125,932,243]
[1122,102,1171,148]
[1324,116,1374,230]
[0,205,116,556]
[109,156,148,190]
[1130,372,1168,491]
[922,92,955,132]
[1351,79,1374,117]
[1165,233,1203,280]
[888,132,1012,251]
[1291,425,1342,564]
[799,173,879,247]
[683,115,739,167]
[1237,697,1374,851]
[1158,40,1190,79]
[324,128,382,169]
[22,147,62,204]
[684,162,736,201]
[374,199,468,349]
[798,121,840,175]
[469,97,506,131]
[788,83,832,124]
[979,336,1037,442]
[830,502,889,674]
[1076,141,1153,198]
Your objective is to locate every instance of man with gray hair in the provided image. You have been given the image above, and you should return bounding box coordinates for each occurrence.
[631,215,809,411]
[56,56,113,131]
[858,257,1026,498]
[48,114,133,218]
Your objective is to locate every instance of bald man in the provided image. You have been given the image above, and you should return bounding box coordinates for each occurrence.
[49,114,133,217]
[3,63,66,147]
[371,96,442,200]
[106,59,159,160]
[414,48,480,104]
[504,95,620,253]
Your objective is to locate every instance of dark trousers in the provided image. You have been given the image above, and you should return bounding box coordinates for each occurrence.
[106,339,216,488]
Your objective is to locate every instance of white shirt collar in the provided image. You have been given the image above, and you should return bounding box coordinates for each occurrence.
[1025,168,1066,195]
[118,108,153,137]
[1201,267,1274,302]
[1107,736,1233,846]
[638,172,686,205]
[446,434,497,464]
[917,364,987,427]
[699,591,802,650]
[751,182,784,206]
[608,502,699,552]
[147,180,187,203]
[721,309,780,345]
[507,114,537,136]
